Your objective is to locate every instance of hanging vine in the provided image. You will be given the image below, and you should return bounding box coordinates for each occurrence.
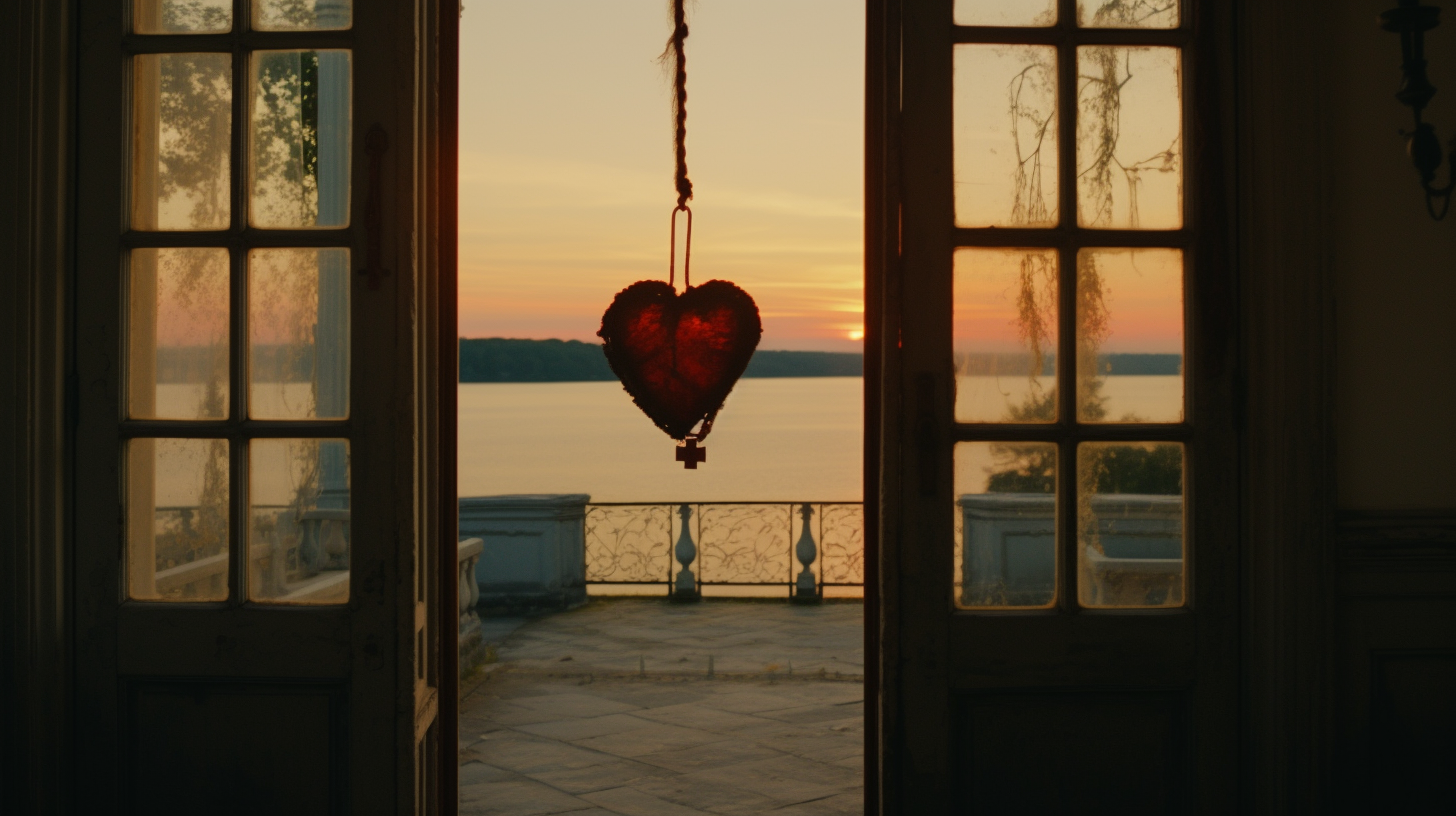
[989,1,1180,509]
[147,1,328,574]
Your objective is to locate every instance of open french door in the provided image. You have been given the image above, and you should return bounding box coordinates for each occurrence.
[869,0,1239,812]
[72,0,452,811]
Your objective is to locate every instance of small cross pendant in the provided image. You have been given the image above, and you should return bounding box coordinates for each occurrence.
[676,438,706,469]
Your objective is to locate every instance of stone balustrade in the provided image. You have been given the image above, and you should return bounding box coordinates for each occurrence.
[457,537,486,677]
[145,525,525,679]
[581,500,866,599]
[152,493,1183,679]
[460,494,589,611]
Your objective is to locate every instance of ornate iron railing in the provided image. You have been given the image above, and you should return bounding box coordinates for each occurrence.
[583,502,864,596]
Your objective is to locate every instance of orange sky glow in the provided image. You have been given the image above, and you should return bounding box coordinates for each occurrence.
[458,0,866,352]
[457,2,1184,355]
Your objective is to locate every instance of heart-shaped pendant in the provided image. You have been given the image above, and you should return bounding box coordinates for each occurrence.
[599,279,762,440]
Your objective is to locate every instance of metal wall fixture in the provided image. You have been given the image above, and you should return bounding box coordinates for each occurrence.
[1383,0,1456,219]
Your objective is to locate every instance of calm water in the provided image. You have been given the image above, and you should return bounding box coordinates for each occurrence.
[151,376,1179,504]
[459,378,864,503]
[459,375,1180,502]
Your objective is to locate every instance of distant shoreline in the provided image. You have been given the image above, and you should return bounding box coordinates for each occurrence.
[459,338,862,383]
[455,338,1182,383]
[151,339,1182,383]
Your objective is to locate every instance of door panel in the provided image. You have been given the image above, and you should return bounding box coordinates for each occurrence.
[73,1,447,810]
[876,1,1238,812]
[125,680,348,814]
[956,691,1186,814]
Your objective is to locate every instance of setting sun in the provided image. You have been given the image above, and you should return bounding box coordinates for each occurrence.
[848,328,865,341]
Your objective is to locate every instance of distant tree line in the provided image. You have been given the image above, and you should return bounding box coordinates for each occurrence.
[456,338,864,382]
[156,341,1182,383]
[955,352,1180,377]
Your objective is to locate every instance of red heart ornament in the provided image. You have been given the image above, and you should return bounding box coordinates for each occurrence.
[599,279,762,440]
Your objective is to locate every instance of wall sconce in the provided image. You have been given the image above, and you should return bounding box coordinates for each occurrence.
[1383,0,1455,219]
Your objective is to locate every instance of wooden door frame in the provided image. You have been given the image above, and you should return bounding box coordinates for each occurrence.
[1236,1,1339,811]
[862,1,894,813]
[436,0,461,809]
[0,0,74,811]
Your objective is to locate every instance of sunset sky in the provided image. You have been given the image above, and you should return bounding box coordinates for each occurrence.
[456,2,1184,356]
[458,0,866,352]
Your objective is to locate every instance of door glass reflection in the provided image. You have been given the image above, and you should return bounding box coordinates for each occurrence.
[955,248,1058,423]
[1078,0,1178,29]
[250,439,351,604]
[1076,46,1182,229]
[134,0,232,33]
[1075,248,1184,423]
[955,45,1059,228]
[129,248,230,420]
[956,442,1058,609]
[956,0,1056,27]
[254,0,353,31]
[1077,442,1185,608]
[128,437,230,601]
[133,53,232,231]
[249,248,351,420]
[250,50,352,229]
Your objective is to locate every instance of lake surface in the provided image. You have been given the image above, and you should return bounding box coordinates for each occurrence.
[149,376,1179,505]
[459,375,1181,502]
[459,378,864,503]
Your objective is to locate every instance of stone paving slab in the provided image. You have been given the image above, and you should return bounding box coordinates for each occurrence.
[460,599,864,815]
[488,598,863,679]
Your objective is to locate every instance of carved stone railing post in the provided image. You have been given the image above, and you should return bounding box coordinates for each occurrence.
[459,542,482,618]
[457,537,486,677]
[672,503,700,602]
[793,503,821,603]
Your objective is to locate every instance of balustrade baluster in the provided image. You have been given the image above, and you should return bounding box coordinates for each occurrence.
[459,556,471,619]
[672,503,700,601]
[793,503,821,603]
[478,499,861,601]
[456,538,487,677]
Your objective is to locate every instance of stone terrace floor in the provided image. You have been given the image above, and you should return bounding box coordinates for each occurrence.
[459,598,865,816]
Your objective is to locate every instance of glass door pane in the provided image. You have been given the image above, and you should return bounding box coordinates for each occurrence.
[1076,46,1182,230]
[133,0,232,34]
[956,0,1056,27]
[250,50,353,229]
[254,0,353,31]
[128,248,230,420]
[248,248,351,420]
[132,53,232,231]
[955,45,1059,228]
[956,441,1058,608]
[249,438,351,604]
[954,248,1059,423]
[1077,0,1179,29]
[1077,442,1185,608]
[1075,248,1184,423]
[127,437,231,601]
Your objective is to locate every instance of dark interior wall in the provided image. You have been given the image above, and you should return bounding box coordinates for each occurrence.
[1324,4,1456,812]
[1329,0,1456,510]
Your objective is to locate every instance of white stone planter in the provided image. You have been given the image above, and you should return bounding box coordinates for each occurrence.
[460,494,589,611]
